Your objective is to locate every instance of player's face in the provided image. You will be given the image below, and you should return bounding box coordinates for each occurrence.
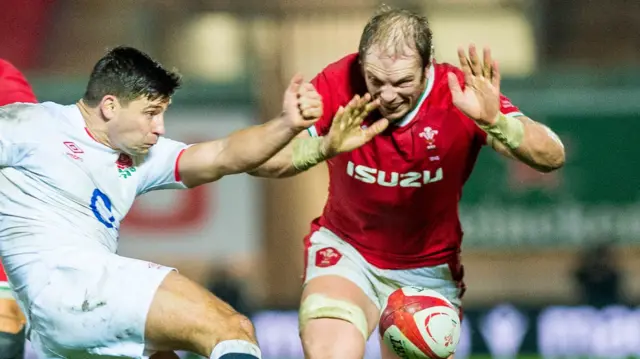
[107,96,169,155]
[362,46,427,121]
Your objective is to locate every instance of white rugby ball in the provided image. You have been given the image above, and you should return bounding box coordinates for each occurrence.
[379,286,461,359]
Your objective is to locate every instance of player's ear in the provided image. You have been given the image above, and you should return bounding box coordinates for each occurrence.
[100,95,119,121]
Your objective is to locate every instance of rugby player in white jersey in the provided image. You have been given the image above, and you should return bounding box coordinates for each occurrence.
[0,46,342,359]
[0,58,37,359]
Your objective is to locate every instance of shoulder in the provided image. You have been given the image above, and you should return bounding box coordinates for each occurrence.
[1,101,70,122]
[312,53,367,112]
[432,62,465,90]
[0,102,71,138]
[318,53,360,77]
[312,53,365,92]
[140,136,188,165]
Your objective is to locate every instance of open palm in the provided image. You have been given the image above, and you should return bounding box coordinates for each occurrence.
[447,45,501,126]
[323,94,389,157]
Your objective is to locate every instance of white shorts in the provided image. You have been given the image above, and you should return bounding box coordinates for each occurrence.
[10,247,174,359]
[304,227,464,311]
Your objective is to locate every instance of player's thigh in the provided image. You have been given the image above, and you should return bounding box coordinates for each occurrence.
[27,251,177,358]
[302,227,382,333]
[301,227,384,358]
[28,251,254,358]
[145,270,256,355]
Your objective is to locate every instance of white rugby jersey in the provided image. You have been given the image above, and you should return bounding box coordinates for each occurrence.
[0,102,188,289]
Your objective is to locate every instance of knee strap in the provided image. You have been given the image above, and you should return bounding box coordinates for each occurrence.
[299,294,369,340]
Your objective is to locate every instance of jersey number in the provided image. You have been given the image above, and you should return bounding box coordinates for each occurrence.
[90,188,116,229]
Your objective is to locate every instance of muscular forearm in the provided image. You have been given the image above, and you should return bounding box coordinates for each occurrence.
[486,114,565,173]
[180,116,301,187]
[215,116,299,176]
[249,136,329,178]
[248,142,300,178]
[510,117,565,172]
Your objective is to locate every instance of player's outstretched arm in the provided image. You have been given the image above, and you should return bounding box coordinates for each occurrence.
[249,93,389,178]
[448,45,565,173]
[177,74,321,188]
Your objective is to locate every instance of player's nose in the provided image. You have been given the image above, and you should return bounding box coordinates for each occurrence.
[152,115,166,136]
[380,88,397,104]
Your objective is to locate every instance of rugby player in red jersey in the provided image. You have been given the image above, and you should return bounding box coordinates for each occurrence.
[0,58,37,359]
[251,6,565,359]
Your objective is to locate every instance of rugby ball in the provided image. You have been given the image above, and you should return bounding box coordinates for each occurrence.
[379,286,461,359]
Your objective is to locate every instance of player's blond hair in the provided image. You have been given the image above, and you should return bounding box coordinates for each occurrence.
[358,5,433,67]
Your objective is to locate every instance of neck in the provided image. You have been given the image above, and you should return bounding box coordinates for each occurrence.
[76,100,115,149]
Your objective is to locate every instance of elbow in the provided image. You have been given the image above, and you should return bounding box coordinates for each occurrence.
[535,146,566,173]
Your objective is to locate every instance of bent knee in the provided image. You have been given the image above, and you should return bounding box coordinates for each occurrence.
[217,313,256,343]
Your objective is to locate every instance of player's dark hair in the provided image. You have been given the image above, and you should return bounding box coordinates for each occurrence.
[358,5,433,67]
[83,46,182,107]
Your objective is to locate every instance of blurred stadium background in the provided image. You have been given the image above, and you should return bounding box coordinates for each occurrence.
[3,0,640,358]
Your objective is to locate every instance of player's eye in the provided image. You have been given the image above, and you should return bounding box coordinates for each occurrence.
[369,77,383,87]
[395,79,413,87]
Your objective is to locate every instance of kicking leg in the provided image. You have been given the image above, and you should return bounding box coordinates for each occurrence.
[145,271,260,358]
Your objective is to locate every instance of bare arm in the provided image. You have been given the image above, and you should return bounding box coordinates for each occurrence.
[487,115,565,172]
[179,117,300,187]
[177,74,321,188]
[248,130,312,178]
[449,45,565,173]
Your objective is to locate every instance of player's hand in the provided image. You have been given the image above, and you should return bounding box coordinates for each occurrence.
[281,74,321,132]
[447,45,501,126]
[322,94,389,157]
[297,82,323,121]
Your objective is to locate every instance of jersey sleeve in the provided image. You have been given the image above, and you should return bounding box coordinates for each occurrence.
[307,71,336,138]
[136,137,190,195]
[499,94,524,118]
[0,131,13,167]
[0,61,38,166]
[0,105,37,167]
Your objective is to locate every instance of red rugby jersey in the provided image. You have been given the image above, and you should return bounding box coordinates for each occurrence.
[307,53,522,269]
[0,59,37,106]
